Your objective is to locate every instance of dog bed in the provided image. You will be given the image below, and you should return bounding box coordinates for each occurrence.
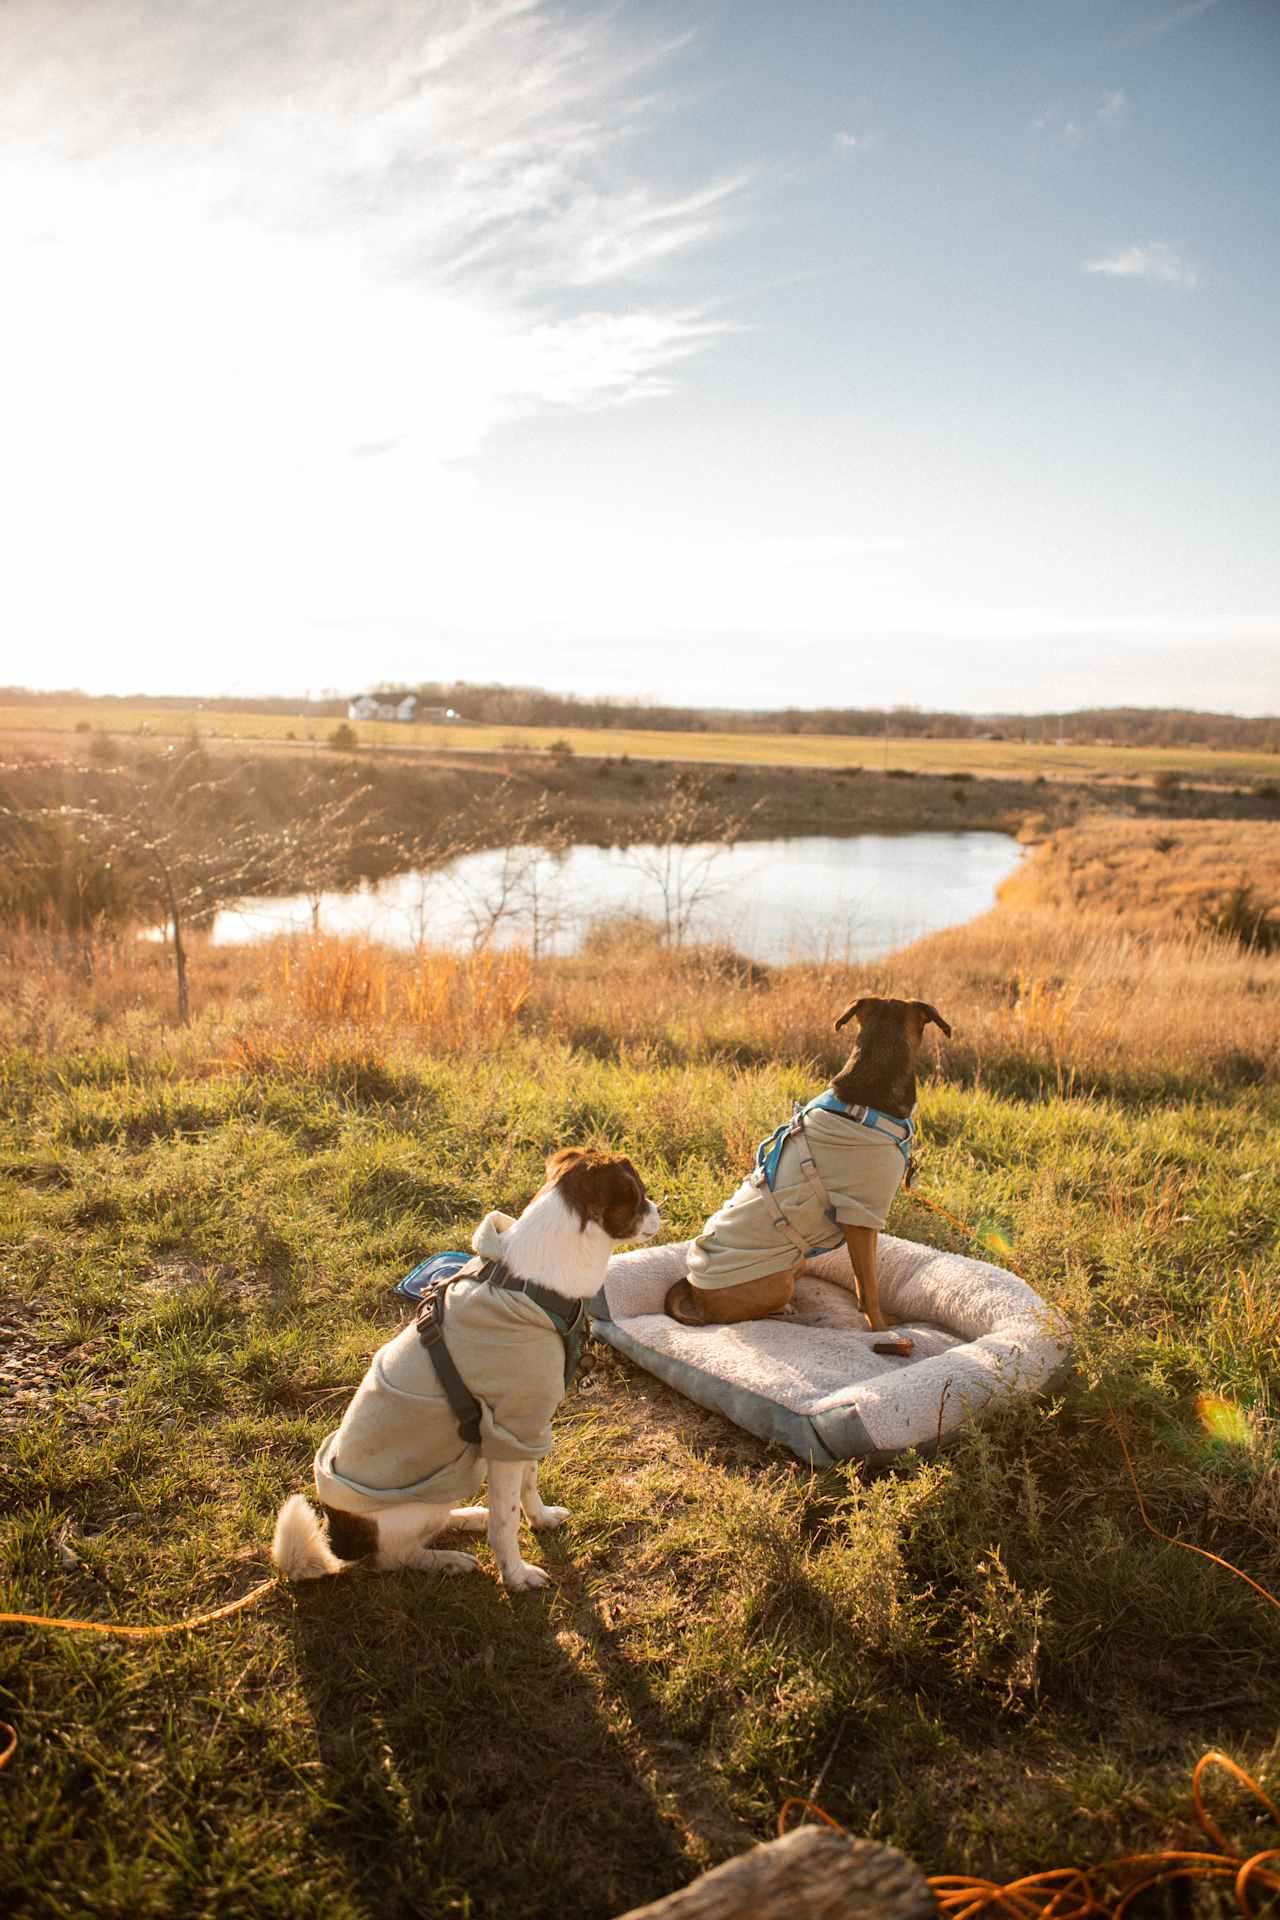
[592,1235,1070,1467]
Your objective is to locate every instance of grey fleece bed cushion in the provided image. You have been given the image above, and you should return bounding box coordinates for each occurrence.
[592,1235,1071,1467]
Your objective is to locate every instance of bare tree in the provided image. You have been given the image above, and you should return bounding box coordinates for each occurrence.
[623,773,758,946]
[269,774,389,933]
[1,755,389,1023]
[442,789,574,956]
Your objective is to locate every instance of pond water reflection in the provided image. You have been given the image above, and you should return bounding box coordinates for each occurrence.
[211,831,1023,964]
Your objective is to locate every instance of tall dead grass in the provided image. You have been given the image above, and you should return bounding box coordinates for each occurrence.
[274,934,531,1042]
[887,902,1278,1091]
[1004,816,1280,928]
[1,900,1276,1096]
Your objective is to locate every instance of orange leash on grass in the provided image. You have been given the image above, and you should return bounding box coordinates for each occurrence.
[0,1578,279,1772]
[780,1751,1280,1920]
[1111,1418,1280,1617]
[0,1576,278,1641]
[910,1183,1002,1251]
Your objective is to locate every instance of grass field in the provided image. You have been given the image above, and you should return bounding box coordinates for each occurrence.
[2,853,1280,1918]
[1002,817,1280,930]
[4,701,1278,787]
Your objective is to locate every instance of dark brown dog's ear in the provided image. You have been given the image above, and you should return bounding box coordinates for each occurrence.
[599,1158,648,1240]
[834,996,872,1031]
[545,1147,587,1175]
[913,1001,952,1038]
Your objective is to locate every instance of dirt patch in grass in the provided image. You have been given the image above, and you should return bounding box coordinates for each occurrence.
[0,1302,117,1439]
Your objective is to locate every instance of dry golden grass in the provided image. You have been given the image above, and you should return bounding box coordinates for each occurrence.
[4,701,1278,785]
[886,902,1279,1090]
[1004,817,1280,927]
[2,888,1277,1098]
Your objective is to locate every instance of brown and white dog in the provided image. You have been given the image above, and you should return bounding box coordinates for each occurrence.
[664,995,950,1332]
[273,1149,659,1593]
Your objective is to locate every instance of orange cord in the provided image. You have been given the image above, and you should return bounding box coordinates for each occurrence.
[1110,1417,1280,1617]
[780,1751,1280,1919]
[0,1576,278,1641]
[831,1184,1280,1916]
[0,1578,279,1774]
[910,1184,1000,1248]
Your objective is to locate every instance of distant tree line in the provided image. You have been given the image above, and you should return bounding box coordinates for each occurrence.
[377,685,1280,750]
[2,684,1276,750]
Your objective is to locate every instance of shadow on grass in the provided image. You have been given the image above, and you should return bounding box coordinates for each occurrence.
[286,1547,749,1920]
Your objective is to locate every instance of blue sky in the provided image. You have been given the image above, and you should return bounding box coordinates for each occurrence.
[2,0,1277,712]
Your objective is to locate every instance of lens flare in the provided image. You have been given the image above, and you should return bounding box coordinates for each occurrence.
[976,1220,1013,1259]
[1195,1392,1251,1447]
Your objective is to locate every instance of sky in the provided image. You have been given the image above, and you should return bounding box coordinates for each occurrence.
[2,0,1278,715]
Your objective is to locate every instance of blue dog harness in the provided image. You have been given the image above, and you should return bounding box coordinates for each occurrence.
[748,1091,916,1259]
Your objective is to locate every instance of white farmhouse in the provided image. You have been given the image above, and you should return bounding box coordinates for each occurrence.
[347,693,421,722]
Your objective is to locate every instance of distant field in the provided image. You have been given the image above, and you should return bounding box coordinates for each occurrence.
[2,702,1276,785]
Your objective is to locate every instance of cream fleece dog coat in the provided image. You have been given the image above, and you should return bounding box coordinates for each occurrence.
[314,1211,570,1514]
[687,1102,909,1291]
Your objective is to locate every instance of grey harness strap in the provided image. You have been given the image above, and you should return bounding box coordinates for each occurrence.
[414,1273,484,1445]
[414,1257,587,1448]
[790,1114,835,1216]
[747,1105,837,1257]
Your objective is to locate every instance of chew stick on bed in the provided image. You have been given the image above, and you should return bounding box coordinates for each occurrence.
[872,1338,914,1357]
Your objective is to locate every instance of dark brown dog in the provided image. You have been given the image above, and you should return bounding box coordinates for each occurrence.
[665,995,950,1331]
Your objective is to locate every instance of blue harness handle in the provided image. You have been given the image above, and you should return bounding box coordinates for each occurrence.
[396,1250,473,1300]
[754,1092,915,1191]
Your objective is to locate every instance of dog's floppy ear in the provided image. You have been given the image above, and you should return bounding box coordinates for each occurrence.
[834,996,872,1031]
[913,1001,952,1038]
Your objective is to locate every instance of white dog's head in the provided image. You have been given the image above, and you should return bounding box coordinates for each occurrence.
[538,1148,660,1244]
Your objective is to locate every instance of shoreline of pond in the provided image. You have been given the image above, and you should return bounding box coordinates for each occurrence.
[209,829,1028,965]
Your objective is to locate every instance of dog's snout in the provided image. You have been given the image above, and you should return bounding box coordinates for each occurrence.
[638,1201,662,1240]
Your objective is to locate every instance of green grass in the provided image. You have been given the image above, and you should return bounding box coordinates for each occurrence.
[2,1041,1280,1918]
[3,701,1278,785]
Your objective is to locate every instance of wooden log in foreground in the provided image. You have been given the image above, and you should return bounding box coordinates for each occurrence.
[615,1826,937,1920]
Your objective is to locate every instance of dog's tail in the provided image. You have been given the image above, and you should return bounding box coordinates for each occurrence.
[271,1494,345,1581]
[664,1276,713,1327]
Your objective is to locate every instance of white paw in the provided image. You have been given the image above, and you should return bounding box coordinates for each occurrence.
[432,1550,480,1575]
[445,1507,490,1534]
[529,1506,570,1530]
[502,1560,551,1592]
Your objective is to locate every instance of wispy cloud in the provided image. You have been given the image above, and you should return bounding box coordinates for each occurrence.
[0,0,748,660]
[1,0,744,438]
[1084,240,1200,287]
[833,129,876,153]
[1119,0,1220,48]
[1033,88,1129,142]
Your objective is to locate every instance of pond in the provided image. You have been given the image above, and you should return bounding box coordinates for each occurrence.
[210,831,1023,965]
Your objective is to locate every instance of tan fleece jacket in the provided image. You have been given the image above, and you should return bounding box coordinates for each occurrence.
[314,1212,571,1514]
[687,1106,907,1291]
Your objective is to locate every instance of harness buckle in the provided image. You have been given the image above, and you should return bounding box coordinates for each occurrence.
[414,1282,448,1346]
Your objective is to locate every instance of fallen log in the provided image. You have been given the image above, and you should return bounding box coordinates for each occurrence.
[614,1825,937,1920]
